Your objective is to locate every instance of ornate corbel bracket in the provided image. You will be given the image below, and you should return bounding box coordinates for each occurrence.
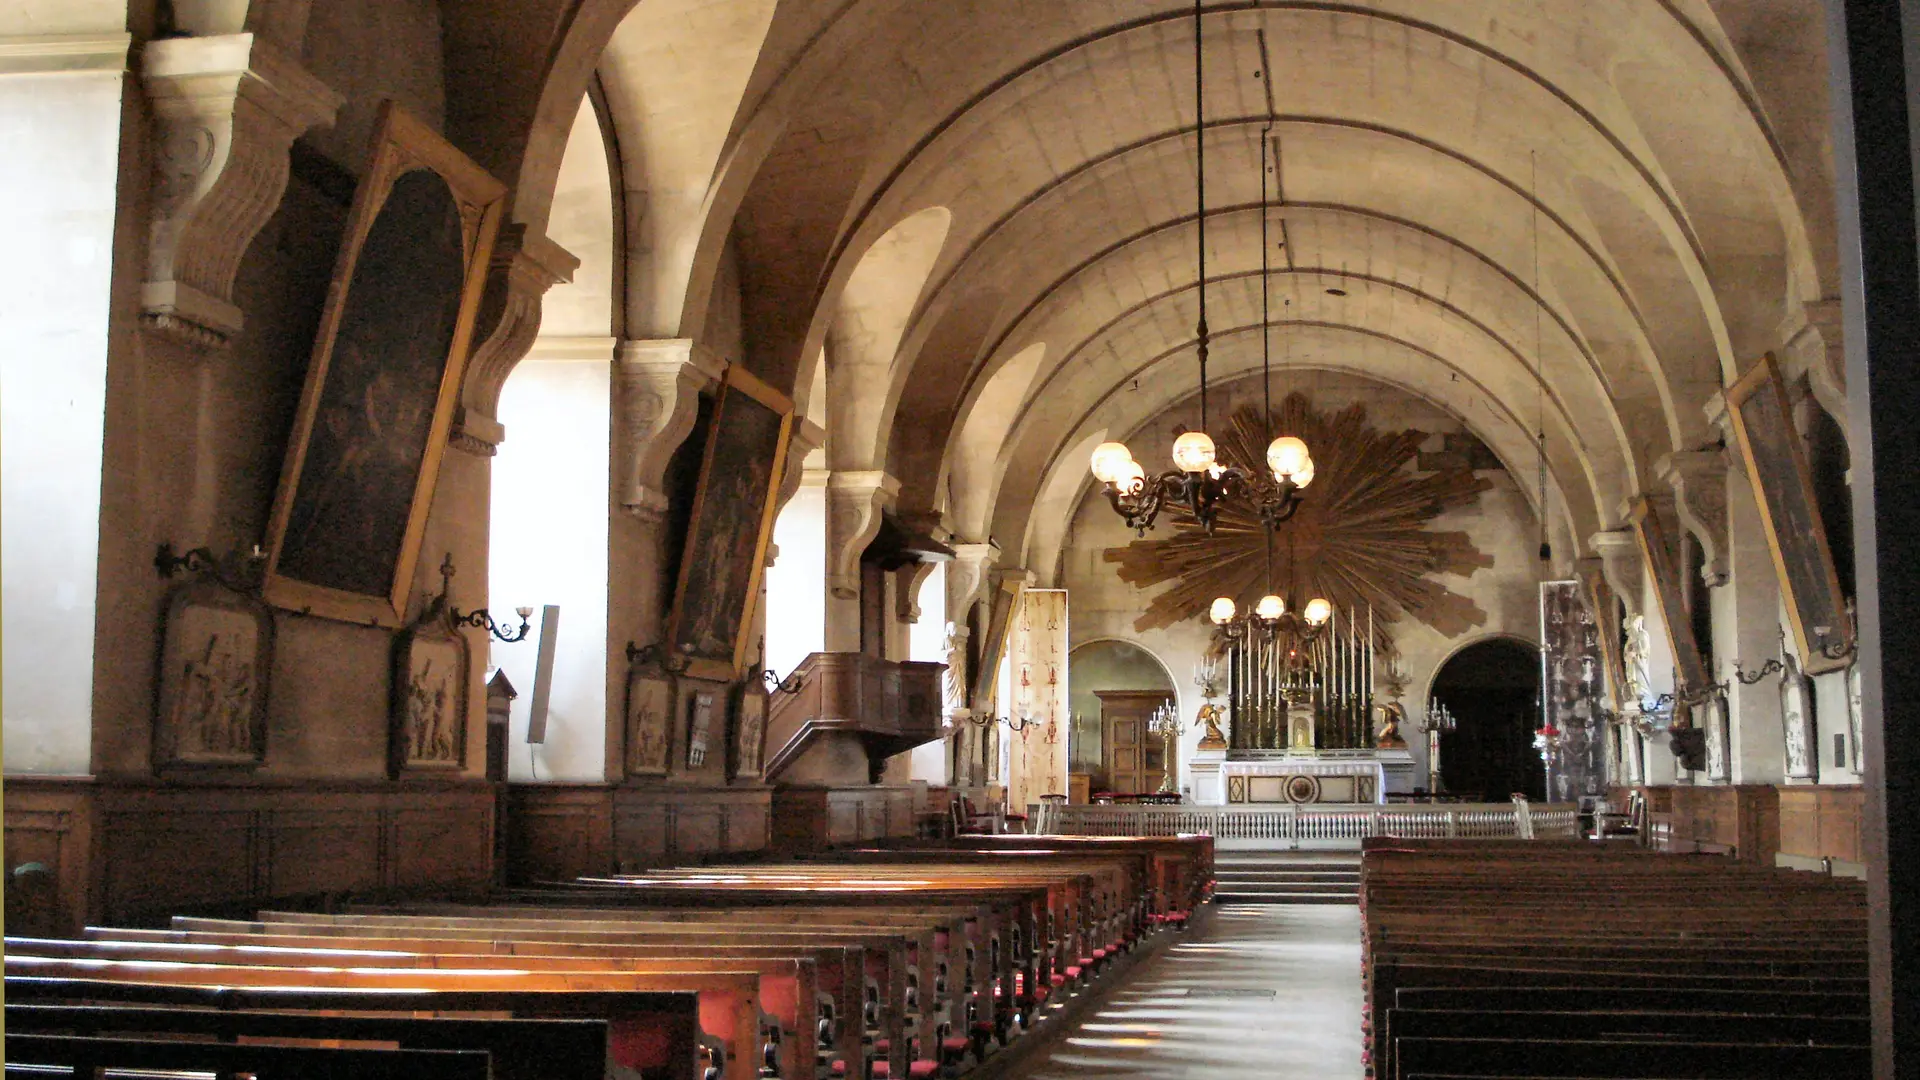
[1774,299,1847,435]
[826,471,899,599]
[1655,450,1730,587]
[946,540,1000,619]
[615,339,725,522]
[894,561,939,624]
[140,33,342,348]
[451,223,580,456]
[1588,527,1645,620]
[774,417,827,518]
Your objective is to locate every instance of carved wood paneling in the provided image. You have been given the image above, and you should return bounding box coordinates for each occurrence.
[771,785,920,850]
[3,777,494,932]
[1779,785,1864,863]
[1655,784,1780,864]
[502,784,773,880]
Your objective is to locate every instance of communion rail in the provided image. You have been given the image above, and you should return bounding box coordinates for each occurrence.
[1034,800,1579,845]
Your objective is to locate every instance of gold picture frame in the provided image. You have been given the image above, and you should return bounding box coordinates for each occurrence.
[261,100,507,627]
[1725,354,1856,674]
[1629,496,1708,696]
[662,365,793,681]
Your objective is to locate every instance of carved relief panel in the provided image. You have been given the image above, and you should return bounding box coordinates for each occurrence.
[155,579,273,769]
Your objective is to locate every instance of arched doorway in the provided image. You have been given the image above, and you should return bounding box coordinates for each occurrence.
[1068,640,1176,798]
[1431,638,1544,802]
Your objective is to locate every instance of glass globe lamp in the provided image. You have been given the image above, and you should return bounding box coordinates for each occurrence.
[1290,460,1315,489]
[1255,594,1285,621]
[1090,441,1134,484]
[1172,430,1217,473]
[1113,458,1146,493]
[1209,596,1237,625]
[1303,597,1333,626]
[1267,435,1310,478]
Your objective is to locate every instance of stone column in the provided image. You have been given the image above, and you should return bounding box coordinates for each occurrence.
[1703,395,1788,786]
[823,470,897,652]
[607,338,723,779]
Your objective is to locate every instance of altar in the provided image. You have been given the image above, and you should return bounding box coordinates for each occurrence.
[1189,748,1417,805]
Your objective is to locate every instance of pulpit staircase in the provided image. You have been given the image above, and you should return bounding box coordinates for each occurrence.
[1213,851,1360,904]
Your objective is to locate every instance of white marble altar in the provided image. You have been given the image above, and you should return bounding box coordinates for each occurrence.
[1190,748,1417,806]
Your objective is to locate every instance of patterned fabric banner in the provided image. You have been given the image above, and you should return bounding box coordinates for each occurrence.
[1007,589,1070,811]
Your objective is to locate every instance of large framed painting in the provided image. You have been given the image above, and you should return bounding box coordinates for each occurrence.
[262,100,507,627]
[1725,355,1855,674]
[663,366,793,680]
[1629,496,1709,697]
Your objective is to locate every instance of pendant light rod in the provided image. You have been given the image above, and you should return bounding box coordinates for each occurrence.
[1194,0,1208,434]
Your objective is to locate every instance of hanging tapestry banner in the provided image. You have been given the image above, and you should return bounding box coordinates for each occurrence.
[1007,589,1070,812]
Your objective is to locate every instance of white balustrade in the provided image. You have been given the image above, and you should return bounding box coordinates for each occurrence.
[1038,801,1582,846]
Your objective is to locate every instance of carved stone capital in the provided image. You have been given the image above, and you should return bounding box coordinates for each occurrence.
[462,224,579,421]
[1588,528,1645,620]
[1655,450,1730,587]
[946,540,1000,618]
[140,33,342,348]
[615,339,725,523]
[826,471,899,599]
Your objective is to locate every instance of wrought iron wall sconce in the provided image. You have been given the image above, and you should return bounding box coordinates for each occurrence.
[154,541,265,594]
[763,667,806,694]
[626,639,693,675]
[436,555,532,642]
[966,712,1042,732]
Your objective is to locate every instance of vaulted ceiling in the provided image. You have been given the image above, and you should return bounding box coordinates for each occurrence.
[543,0,1838,579]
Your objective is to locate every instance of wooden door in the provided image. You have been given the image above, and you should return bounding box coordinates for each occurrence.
[1098,691,1172,795]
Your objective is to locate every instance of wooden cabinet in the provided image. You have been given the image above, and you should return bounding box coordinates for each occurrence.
[1096,690,1173,795]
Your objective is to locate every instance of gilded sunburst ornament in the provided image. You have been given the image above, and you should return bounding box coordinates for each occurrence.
[1104,394,1494,646]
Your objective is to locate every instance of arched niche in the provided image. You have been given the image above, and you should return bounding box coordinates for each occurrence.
[1068,638,1177,783]
[1430,635,1544,802]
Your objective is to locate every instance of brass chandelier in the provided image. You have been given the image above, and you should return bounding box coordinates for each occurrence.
[1089,0,1315,536]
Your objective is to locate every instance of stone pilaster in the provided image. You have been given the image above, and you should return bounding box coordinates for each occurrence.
[140,32,342,348]
[613,339,725,523]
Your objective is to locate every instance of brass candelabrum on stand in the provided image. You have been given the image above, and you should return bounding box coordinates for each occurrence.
[1148,700,1184,796]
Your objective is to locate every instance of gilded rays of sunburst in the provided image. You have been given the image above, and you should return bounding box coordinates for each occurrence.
[1104,394,1495,647]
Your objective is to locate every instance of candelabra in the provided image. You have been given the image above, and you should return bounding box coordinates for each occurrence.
[1147,700,1184,795]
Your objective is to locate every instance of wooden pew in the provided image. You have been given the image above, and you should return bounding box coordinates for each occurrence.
[3,956,763,1080]
[5,1031,492,1080]
[4,1002,606,1080]
[4,976,707,1079]
[1358,840,1870,1080]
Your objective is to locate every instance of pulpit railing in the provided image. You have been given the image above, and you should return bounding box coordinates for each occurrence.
[1035,800,1580,845]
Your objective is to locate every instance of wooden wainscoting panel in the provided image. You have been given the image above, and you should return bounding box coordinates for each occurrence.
[505,785,615,883]
[608,785,774,870]
[3,779,98,936]
[1778,785,1864,863]
[388,798,492,892]
[267,805,383,898]
[102,804,256,921]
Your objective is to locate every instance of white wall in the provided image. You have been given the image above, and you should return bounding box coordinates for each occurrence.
[906,562,949,782]
[490,353,611,781]
[764,473,826,681]
[0,58,127,774]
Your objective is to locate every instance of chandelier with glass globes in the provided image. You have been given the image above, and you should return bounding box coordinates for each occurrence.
[1087,0,1315,537]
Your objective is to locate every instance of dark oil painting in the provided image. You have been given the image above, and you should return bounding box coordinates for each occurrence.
[667,370,791,678]
[1729,357,1855,673]
[277,168,465,599]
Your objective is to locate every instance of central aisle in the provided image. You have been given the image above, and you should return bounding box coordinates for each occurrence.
[1012,905,1365,1079]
